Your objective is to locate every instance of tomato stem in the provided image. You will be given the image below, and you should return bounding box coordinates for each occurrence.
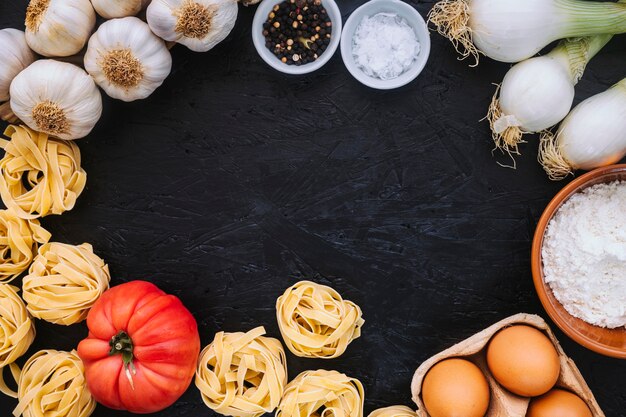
[109,330,136,389]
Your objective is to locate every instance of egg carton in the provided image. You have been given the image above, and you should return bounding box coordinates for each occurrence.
[410,313,604,417]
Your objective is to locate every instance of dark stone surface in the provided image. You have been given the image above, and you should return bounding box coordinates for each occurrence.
[1,1,625,416]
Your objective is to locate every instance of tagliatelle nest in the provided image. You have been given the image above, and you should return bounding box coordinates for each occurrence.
[276,370,364,417]
[0,209,50,283]
[22,243,110,325]
[0,125,86,219]
[12,349,96,417]
[276,280,364,359]
[0,284,36,398]
[368,406,417,417]
[195,326,288,417]
[427,0,482,66]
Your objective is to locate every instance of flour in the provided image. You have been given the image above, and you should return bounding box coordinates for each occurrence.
[352,13,420,81]
[542,181,626,329]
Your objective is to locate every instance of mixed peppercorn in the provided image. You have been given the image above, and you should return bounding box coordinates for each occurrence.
[263,0,333,66]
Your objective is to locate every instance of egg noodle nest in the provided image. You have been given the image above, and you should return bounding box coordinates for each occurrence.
[276,280,364,359]
[0,284,35,398]
[23,242,110,325]
[276,370,364,417]
[0,208,50,283]
[195,326,288,417]
[0,125,86,219]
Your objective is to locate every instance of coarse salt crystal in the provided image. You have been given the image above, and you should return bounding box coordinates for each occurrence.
[352,12,420,81]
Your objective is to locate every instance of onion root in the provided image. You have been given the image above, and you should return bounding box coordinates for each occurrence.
[486,85,526,157]
[428,0,481,66]
[538,130,574,181]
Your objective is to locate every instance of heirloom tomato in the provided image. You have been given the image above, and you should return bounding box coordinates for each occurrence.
[77,280,200,414]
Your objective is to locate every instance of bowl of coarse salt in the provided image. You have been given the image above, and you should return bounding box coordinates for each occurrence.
[340,0,430,89]
[532,164,626,359]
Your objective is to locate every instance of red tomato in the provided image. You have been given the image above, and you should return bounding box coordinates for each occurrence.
[77,280,200,414]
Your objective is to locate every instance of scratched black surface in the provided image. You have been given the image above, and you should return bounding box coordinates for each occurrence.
[1,1,625,416]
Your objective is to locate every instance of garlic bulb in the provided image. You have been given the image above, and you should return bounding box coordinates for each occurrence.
[10,60,102,140]
[25,0,96,57]
[0,29,36,102]
[91,0,151,19]
[84,17,172,102]
[147,0,239,52]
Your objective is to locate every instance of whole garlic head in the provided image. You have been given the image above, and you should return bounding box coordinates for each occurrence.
[0,29,36,102]
[84,17,172,102]
[10,60,103,140]
[91,0,151,19]
[147,0,238,52]
[25,0,96,57]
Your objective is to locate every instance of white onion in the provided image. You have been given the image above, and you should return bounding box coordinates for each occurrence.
[539,79,626,180]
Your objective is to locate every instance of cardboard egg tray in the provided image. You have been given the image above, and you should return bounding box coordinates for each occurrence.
[410,313,604,417]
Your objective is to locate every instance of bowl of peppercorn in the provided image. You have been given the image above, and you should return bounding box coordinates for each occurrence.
[252,0,342,74]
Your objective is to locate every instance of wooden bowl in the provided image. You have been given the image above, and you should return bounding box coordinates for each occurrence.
[531,164,626,359]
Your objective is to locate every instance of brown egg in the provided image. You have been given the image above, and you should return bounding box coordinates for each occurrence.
[486,325,560,397]
[422,358,490,417]
[527,389,593,417]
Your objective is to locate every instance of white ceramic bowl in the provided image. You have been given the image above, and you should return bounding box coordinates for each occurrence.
[252,0,342,75]
[340,0,430,89]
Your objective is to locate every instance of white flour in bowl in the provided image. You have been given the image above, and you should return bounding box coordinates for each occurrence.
[542,180,626,329]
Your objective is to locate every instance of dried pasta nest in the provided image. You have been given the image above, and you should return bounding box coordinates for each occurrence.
[0,284,36,397]
[13,349,95,417]
[276,280,364,359]
[23,243,110,325]
[0,125,86,219]
[367,406,417,417]
[195,326,288,417]
[276,370,364,417]
[0,209,50,283]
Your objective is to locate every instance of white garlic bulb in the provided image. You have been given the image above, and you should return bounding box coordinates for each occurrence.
[91,0,151,19]
[146,0,238,52]
[10,60,102,140]
[84,17,172,102]
[25,0,96,57]
[0,29,36,102]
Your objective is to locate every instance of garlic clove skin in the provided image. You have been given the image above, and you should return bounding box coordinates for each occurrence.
[25,0,96,57]
[91,0,151,19]
[0,29,36,102]
[147,0,238,52]
[10,60,103,140]
[84,17,173,102]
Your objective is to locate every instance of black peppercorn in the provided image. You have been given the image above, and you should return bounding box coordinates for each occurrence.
[263,0,333,66]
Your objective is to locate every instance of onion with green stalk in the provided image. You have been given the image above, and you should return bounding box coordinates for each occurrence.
[428,0,626,65]
[486,35,612,156]
[539,78,626,180]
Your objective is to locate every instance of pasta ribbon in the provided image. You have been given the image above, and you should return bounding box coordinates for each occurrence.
[23,243,110,325]
[276,370,364,417]
[0,125,86,219]
[13,349,95,417]
[0,284,35,397]
[195,326,288,417]
[276,281,364,359]
[368,405,417,417]
[0,209,50,283]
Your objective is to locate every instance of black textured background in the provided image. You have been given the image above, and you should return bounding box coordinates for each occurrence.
[1,1,625,416]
